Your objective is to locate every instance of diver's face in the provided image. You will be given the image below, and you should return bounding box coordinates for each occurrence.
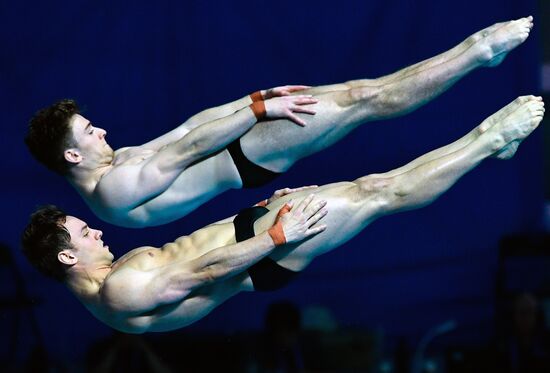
[63,215,113,265]
[68,114,113,158]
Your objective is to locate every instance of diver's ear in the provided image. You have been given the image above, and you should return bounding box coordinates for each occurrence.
[58,250,78,266]
[64,148,82,164]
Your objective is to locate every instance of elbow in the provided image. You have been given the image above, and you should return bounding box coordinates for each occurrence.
[200,267,218,284]
[190,139,215,159]
[119,317,154,334]
[171,141,209,166]
[196,262,231,285]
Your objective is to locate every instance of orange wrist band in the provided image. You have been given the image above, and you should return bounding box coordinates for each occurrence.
[249,91,263,102]
[254,199,268,207]
[249,101,266,121]
[267,203,291,246]
[268,225,286,246]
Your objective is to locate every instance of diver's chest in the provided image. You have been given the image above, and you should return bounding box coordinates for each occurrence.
[113,247,168,271]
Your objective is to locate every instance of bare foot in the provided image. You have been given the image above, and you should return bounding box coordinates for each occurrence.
[485,96,544,159]
[477,96,537,134]
[471,16,534,67]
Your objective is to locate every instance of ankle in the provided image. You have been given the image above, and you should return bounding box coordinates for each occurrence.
[464,33,493,65]
[480,131,506,155]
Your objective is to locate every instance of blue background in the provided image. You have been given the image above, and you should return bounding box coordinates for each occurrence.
[0,0,544,365]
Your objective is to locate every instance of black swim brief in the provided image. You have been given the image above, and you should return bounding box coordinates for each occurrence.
[227,139,281,188]
[233,206,299,291]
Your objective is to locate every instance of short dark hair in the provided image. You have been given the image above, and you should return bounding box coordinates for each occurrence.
[21,205,72,282]
[25,99,80,175]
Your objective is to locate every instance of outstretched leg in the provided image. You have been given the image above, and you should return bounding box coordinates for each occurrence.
[370,95,536,178]
[241,17,534,172]
[251,96,544,270]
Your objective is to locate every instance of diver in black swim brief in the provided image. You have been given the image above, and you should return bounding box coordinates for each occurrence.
[227,139,282,188]
[233,205,298,290]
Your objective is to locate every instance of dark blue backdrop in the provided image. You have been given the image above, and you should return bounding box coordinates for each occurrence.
[0,0,543,363]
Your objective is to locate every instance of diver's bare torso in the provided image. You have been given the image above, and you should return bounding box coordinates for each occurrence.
[86,221,253,333]
[84,145,243,228]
